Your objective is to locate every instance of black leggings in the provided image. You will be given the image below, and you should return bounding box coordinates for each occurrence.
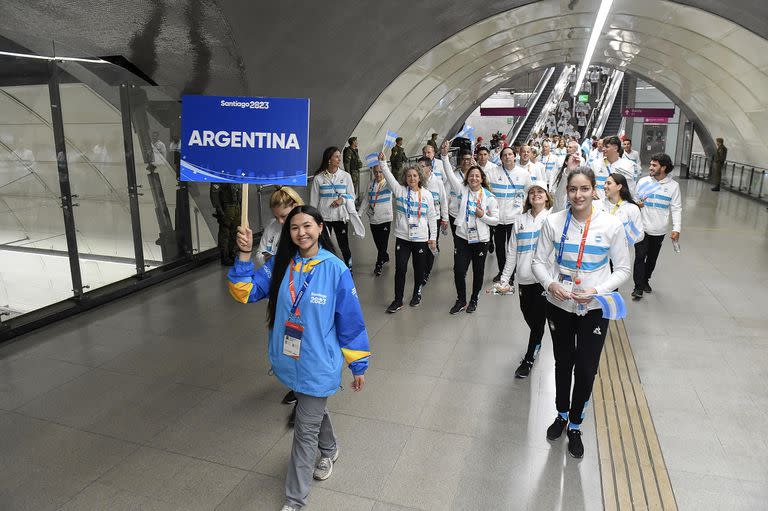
[633,233,664,289]
[394,237,427,302]
[493,223,515,275]
[370,222,391,265]
[546,304,609,425]
[449,215,458,240]
[519,283,547,361]
[453,236,488,303]
[425,225,441,276]
[325,221,352,268]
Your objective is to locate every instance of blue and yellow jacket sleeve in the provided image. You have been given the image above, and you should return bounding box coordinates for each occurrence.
[334,269,370,375]
[227,257,274,303]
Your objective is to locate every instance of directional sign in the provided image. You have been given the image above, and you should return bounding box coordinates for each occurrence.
[622,107,674,118]
[480,107,528,116]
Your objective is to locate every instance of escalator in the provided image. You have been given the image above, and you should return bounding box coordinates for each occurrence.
[602,77,630,137]
[511,64,564,144]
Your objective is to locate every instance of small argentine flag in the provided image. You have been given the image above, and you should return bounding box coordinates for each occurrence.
[623,220,643,245]
[455,124,476,141]
[490,153,501,165]
[592,292,627,320]
[383,130,398,150]
[365,152,380,168]
[636,179,661,200]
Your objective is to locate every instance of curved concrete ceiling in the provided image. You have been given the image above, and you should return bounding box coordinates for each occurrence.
[2,0,768,167]
[352,0,768,166]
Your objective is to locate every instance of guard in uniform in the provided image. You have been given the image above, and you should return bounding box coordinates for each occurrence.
[210,183,241,265]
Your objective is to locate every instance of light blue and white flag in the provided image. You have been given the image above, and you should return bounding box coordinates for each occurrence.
[383,130,398,151]
[623,220,643,245]
[490,152,501,165]
[635,179,661,200]
[454,124,476,141]
[591,292,627,320]
[365,152,379,168]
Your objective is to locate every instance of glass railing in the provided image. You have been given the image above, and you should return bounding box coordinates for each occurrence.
[690,153,768,203]
[0,33,219,338]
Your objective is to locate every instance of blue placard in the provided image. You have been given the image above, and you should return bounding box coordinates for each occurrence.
[180,95,310,185]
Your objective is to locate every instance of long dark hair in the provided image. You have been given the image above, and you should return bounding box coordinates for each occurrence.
[267,205,338,328]
[463,165,490,190]
[608,173,638,206]
[315,146,341,175]
[554,153,579,188]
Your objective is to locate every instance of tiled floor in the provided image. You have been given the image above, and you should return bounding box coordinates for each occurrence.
[0,178,766,510]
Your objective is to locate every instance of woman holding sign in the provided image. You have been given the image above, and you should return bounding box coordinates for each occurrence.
[310,147,355,270]
[531,167,630,459]
[442,154,499,314]
[227,206,370,511]
[377,153,438,313]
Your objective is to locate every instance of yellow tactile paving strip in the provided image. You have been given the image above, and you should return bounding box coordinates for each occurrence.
[593,320,678,511]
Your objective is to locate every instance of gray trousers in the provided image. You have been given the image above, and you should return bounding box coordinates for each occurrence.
[285,392,337,509]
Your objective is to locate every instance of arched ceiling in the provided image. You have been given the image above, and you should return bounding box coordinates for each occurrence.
[352,0,768,166]
[2,0,768,167]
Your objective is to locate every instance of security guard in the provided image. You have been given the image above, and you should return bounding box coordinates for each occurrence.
[390,136,408,181]
[343,137,363,198]
[210,183,241,265]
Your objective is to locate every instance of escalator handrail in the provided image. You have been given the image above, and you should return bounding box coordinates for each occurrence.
[506,66,556,143]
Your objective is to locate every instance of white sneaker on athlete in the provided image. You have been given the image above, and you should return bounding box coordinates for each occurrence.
[313,448,340,480]
[280,505,298,511]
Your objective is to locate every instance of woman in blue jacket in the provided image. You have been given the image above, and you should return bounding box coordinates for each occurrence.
[227,205,370,511]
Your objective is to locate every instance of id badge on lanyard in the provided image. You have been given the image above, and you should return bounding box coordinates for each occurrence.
[408,189,422,240]
[283,264,317,359]
[556,209,591,295]
[466,189,482,244]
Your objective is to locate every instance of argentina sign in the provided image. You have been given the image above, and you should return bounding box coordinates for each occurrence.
[180,95,310,185]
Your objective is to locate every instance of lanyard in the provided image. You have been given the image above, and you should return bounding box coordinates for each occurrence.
[370,180,383,209]
[501,165,513,186]
[288,260,318,317]
[325,171,341,198]
[465,187,483,223]
[407,188,422,221]
[610,199,623,215]
[557,208,592,270]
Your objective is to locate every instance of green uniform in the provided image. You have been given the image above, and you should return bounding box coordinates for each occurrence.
[343,146,362,197]
[210,183,241,265]
[390,144,408,181]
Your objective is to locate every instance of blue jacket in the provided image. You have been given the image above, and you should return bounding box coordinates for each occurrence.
[227,247,370,397]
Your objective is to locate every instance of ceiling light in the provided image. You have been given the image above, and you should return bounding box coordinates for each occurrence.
[572,0,614,95]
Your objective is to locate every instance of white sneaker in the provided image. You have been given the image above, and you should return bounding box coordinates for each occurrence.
[313,448,340,480]
[280,505,298,511]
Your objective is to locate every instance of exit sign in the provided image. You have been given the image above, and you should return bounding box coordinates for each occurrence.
[578,93,589,103]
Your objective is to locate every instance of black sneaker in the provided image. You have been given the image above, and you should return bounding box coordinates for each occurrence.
[546,416,568,440]
[409,294,422,307]
[449,300,467,315]
[288,404,296,428]
[567,428,584,458]
[643,283,652,293]
[515,359,534,379]
[374,263,383,276]
[383,254,390,265]
[422,272,430,287]
[631,288,643,300]
[282,390,297,405]
[386,300,403,313]
[492,272,502,283]
[466,300,478,313]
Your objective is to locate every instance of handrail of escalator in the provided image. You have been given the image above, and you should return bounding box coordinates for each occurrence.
[592,70,624,138]
[584,69,622,138]
[528,64,576,141]
[506,66,556,143]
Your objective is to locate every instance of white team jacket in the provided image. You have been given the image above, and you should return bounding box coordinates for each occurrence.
[443,163,499,242]
[597,198,645,244]
[424,172,449,222]
[380,160,438,242]
[358,177,393,225]
[255,218,282,266]
[484,163,532,225]
[500,208,552,285]
[310,169,355,222]
[636,175,682,235]
[532,207,631,313]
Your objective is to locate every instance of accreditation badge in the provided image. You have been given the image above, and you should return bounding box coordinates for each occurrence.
[558,273,574,294]
[467,226,480,244]
[283,317,304,359]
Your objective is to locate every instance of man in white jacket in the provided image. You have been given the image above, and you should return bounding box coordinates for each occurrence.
[632,153,682,300]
